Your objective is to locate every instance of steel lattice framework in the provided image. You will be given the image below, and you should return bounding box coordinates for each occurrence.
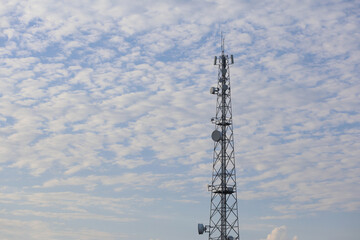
[198,37,239,240]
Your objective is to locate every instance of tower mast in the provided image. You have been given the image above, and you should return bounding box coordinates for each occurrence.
[198,36,239,240]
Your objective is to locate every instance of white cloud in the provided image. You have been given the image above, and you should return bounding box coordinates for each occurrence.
[0,0,359,239]
[263,226,298,240]
[265,226,287,240]
[0,217,120,240]
[260,215,296,220]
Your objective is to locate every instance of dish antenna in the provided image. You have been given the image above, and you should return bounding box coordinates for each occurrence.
[210,87,219,94]
[211,130,222,142]
[198,223,207,235]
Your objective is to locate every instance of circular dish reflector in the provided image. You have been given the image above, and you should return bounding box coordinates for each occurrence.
[211,130,222,142]
[198,223,205,234]
[210,87,217,94]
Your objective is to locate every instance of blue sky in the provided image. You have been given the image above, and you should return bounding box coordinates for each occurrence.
[0,0,359,239]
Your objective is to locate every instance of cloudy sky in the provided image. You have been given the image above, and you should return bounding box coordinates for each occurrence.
[0,0,359,239]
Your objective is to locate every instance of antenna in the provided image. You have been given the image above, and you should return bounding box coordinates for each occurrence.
[221,32,225,54]
[198,36,239,240]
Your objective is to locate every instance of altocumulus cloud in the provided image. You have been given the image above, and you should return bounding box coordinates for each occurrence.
[0,0,359,239]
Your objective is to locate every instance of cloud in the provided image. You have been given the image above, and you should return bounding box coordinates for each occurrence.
[260,215,296,220]
[264,226,298,240]
[0,0,359,239]
[0,217,121,240]
[38,172,165,191]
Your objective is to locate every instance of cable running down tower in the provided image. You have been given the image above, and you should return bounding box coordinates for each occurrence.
[198,36,240,240]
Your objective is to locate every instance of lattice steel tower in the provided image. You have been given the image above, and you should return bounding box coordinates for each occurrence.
[198,36,239,240]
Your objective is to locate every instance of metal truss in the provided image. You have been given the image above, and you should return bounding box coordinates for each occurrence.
[208,40,239,240]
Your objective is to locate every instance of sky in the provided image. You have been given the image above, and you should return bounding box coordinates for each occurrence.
[0,0,359,239]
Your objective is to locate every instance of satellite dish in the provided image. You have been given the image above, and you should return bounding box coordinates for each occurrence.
[198,223,206,234]
[211,130,222,142]
[227,236,234,240]
[210,87,219,94]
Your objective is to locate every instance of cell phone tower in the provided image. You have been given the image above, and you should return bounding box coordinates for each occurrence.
[198,35,239,240]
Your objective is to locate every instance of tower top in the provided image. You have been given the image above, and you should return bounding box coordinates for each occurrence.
[214,33,234,66]
[221,32,225,54]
